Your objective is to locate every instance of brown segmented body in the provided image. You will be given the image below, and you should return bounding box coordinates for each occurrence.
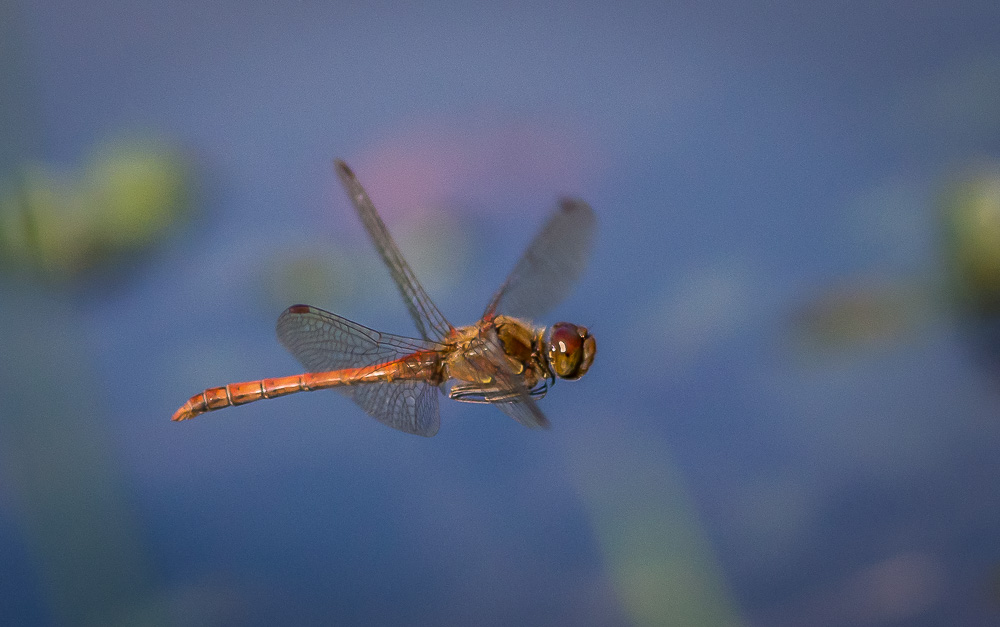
[172,350,441,422]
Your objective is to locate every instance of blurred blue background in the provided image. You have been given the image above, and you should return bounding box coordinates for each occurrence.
[3,1,1000,625]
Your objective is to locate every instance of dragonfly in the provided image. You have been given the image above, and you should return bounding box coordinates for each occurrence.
[172,160,596,436]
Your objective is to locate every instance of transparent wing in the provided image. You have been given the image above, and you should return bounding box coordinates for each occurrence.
[276,304,444,436]
[340,380,440,437]
[484,198,596,320]
[276,305,441,371]
[335,160,454,342]
[494,399,549,430]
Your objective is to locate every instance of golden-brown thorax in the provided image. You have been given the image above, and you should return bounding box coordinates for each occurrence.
[442,315,549,390]
[440,313,595,406]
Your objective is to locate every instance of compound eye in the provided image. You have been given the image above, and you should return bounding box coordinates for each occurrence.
[547,323,595,380]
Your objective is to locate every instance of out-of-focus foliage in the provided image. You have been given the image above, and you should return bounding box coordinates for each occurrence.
[792,280,931,350]
[941,165,1000,316]
[0,137,191,280]
[569,427,743,627]
[262,246,357,314]
[793,164,1000,351]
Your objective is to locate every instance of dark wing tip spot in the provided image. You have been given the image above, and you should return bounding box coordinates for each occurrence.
[558,198,593,217]
[285,304,313,315]
[334,159,354,178]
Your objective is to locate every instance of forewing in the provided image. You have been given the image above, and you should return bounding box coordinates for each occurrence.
[276,305,443,436]
[335,160,454,342]
[485,198,596,321]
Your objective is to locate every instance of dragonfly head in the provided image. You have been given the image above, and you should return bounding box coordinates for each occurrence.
[545,323,596,381]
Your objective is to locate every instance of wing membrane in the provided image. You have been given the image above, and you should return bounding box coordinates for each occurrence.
[485,198,596,320]
[340,380,440,437]
[335,160,454,342]
[276,305,444,436]
[276,305,440,371]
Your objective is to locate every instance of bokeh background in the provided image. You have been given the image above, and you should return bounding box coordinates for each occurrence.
[3,1,1000,625]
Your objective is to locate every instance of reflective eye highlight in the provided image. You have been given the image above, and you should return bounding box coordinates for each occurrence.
[547,323,596,380]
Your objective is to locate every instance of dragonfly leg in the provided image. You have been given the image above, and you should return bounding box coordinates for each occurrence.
[449,381,548,404]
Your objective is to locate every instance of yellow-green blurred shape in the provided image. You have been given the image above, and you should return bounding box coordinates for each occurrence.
[261,208,470,316]
[393,207,470,299]
[942,166,1000,315]
[792,280,930,350]
[86,139,189,248]
[262,244,358,313]
[567,425,743,627]
[0,137,190,279]
[0,288,170,626]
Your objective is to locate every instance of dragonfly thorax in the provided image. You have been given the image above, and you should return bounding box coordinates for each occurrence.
[490,316,596,384]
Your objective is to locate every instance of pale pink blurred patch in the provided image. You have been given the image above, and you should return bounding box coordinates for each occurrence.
[848,552,945,622]
[758,551,945,627]
[349,117,605,220]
